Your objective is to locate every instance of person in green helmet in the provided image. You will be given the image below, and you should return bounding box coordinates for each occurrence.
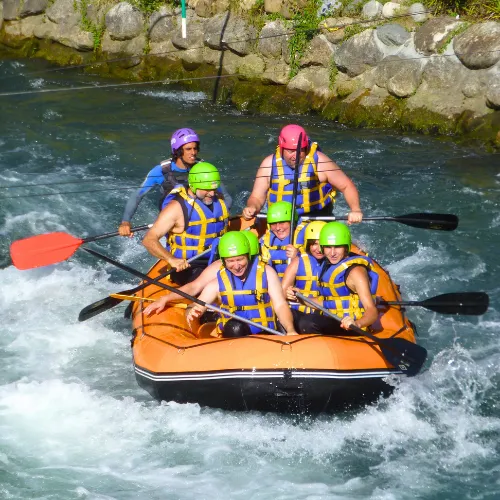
[296,222,379,334]
[260,201,307,279]
[186,231,298,337]
[144,230,262,317]
[143,162,230,286]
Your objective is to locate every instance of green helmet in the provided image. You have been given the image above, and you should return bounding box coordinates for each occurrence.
[319,222,351,252]
[188,162,220,193]
[218,231,250,259]
[267,201,296,224]
[241,231,260,257]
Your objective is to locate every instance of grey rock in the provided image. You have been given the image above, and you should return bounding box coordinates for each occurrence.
[362,1,382,20]
[171,10,204,49]
[359,85,390,107]
[20,0,48,18]
[386,59,422,97]
[486,83,500,109]
[414,16,463,55]
[382,2,405,19]
[149,6,176,42]
[101,31,146,61]
[3,0,22,20]
[374,55,408,87]
[453,22,500,70]
[461,69,488,98]
[105,2,144,41]
[46,0,80,27]
[422,55,467,89]
[4,14,42,37]
[34,17,94,51]
[204,12,256,56]
[300,34,335,68]
[288,66,332,99]
[335,29,385,77]
[376,23,410,46]
[408,2,427,22]
[320,17,354,44]
[258,20,287,58]
[262,58,290,84]
[238,53,266,80]
[195,0,212,17]
[0,3,3,31]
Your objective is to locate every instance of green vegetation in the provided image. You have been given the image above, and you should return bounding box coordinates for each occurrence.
[419,0,500,20]
[288,0,322,77]
[437,21,470,53]
[76,0,106,52]
[131,0,169,14]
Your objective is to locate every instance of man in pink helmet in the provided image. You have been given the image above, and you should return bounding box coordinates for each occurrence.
[242,124,362,224]
[118,128,232,236]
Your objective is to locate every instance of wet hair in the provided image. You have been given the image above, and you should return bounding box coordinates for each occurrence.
[172,142,200,161]
[223,319,252,338]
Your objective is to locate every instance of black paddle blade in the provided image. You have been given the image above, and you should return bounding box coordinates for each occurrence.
[395,213,458,231]
[124,301,134,319]
[421,292,489,315]
[377,338,428,377]
[78,296,123,321]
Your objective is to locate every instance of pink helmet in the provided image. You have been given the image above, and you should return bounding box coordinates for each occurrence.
[171,128,200,154]
[278,124,308,150]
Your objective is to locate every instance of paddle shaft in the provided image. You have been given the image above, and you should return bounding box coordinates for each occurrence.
[296,292,426,375]
[288,132,303,240]
[82,248,285,336]
[83,224,151,243]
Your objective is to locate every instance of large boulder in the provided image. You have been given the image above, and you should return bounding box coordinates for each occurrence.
[486,83,500,109]
[421,55,467,89]
[335,29,385,77]
[264,0,282,14]
[261,58,290,84]
[376,23,410,46]
[4,15,43,38]
[288,66,332,99]
[258,20,287,58]
[414,17,463,55]
[149,6,176,43]
[382,2,405,18]
[453,22,500,70]
[33,17,94,51]
[204,12,256,56]
[101,31,146,63]
[300,34,335,67]
[3,0,48,20]
[238,53,266,80]
[408,2,427,22]
[362,0,382,20]
[386,59,423,97]
[105,2,144,41]
[46,0,80,27]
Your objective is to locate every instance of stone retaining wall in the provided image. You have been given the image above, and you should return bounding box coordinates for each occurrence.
[1,0,499,148]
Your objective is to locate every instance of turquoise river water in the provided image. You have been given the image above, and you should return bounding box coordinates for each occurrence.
[0,58,499,499]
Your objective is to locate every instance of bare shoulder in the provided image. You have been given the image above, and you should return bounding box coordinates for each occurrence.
[316,150,338,170]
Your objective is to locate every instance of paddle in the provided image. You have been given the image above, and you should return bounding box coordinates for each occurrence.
[10,224,152,270]
[81,247,286,336]
[78,247,211,322]
[296,292,427,376]
[256,212,458,231]
[379,292,489,315]
[289,132,303,240]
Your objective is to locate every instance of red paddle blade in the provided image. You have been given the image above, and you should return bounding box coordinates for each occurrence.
[10,232,84,270]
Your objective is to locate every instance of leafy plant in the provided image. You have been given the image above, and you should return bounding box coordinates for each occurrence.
[288,0,322,77]
[420,0,500,20]
[437,21,470,53]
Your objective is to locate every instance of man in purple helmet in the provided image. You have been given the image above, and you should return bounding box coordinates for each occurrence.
[118,128,232,236]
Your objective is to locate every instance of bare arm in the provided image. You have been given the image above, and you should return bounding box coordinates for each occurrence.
[343,266,378,329]
[267,265,297,335]
[186,278,220,324]
[142,201,188,270]
[242,155,273,220]
[143,261,221,316]
[317,151,362,224]
[281,255,299,301]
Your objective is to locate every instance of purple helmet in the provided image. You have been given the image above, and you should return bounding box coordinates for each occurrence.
[170,128,200,154]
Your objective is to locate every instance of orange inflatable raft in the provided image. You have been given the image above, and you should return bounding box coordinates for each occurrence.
[130,218,419,414]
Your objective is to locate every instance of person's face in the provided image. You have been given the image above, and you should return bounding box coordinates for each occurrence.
[181,142,199,164]
[308,239,324,260]
[270,221,290,240]
[323,245,348,265]
[282,147,306,166]
[224,255,249,277]
[195,188,216,205]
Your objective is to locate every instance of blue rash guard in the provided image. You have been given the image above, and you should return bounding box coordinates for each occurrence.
[121,160,233,223]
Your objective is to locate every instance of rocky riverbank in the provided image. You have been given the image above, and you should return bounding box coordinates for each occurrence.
[1,0,499,149]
